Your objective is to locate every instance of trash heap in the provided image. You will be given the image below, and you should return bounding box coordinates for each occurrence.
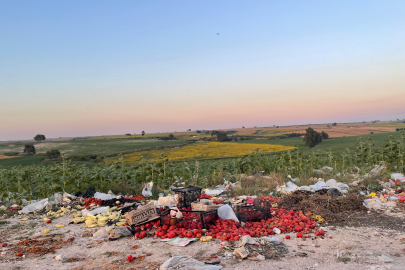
[1,177,379,266]
[362,173,405,211]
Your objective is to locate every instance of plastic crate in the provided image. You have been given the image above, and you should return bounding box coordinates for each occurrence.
[235,198,271,222]
[172,185,202,209]
[160,209,218,229]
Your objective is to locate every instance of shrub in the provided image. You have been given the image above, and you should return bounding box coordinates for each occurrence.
[23,144,36,155]
[46,149,61,159]
[303,128,322,148]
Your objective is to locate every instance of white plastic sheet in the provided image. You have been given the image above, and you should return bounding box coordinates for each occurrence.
[160,255,222,270]
[19,198,49,214]
[94,192,116,200]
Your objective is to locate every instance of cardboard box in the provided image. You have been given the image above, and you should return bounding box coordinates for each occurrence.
[191,203,221,212]
[125,203,159,226]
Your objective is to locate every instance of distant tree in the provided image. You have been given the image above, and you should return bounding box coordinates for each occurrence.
[327,125,331,128]
[276,126,279,128]
[23,144,36,155]
[303,127,322,148]
[211,130,219,137]
[320,131,329,139]
[332,123,337,126]
[204,131,210,135]
[46,149,61,159]
[196,130,202,133]
[34,134,46,142]
[187,129,191,131]
[370,132,374,134]
[216,132,229,142]
[168,134,174,139]
[242,126,245,128]
[141,131,145,136]
[125,133,131,136]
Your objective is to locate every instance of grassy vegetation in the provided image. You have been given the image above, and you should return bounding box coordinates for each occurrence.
[232,131,403,154]
[0,139,191,167]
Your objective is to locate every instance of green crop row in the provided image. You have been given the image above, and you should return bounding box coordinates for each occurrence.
[1,131,404,204]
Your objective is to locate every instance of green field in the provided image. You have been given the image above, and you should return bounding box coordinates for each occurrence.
[1,131,403,167]
[0,139,190,167]
[231,131,403,154]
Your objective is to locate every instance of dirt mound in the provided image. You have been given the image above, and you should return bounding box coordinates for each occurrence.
[278,191,366,222]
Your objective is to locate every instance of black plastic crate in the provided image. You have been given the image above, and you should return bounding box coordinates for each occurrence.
[235,198,271,222]
[172,185,202,209]
[160,209,217,229]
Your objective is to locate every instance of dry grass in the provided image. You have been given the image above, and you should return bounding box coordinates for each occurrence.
[230,172,287,196]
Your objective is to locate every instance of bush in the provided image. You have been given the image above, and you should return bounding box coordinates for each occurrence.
[23,144,36,155]
[321,131,329,139]
[303,128,322,148]
[46,149,61,159]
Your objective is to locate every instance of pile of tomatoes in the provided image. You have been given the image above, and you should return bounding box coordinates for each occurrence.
[81,198,102,209]
[200,194,212,200]
[133,206,322,241]
[124,195,145,201]
[257,195,279,204]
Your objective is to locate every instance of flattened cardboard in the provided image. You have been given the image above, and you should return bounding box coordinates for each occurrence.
[125,203,159,226]
[191,203,221,212]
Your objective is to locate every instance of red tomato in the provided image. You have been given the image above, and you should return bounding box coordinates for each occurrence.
[127,255,133,261]
[285,235,290,239]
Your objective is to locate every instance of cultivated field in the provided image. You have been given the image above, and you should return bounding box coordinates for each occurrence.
[107,142,294,162]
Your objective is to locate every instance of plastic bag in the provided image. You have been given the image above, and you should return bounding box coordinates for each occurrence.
[82,207,109,216]
[19,198,49,214]
[91,227,112,241]
[142,182,153,197]
[109,227,132,240]
[217,204,239,222]
[169,207,183,219]
[160,255,222,270]
[94,192,116,200]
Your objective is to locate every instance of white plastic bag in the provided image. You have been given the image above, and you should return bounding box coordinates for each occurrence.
[91,227,112,241]
[82,207,109,216]
[160,255,222,270]
[109,227,132,240]
[19,198,49,214]
[94,192,116,200]
[142,182,153,197]
[217,204,239,222]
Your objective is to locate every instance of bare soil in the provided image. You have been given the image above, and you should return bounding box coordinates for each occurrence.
[223,121,399,138]
[2,210,405,270]
[0,154,18,160]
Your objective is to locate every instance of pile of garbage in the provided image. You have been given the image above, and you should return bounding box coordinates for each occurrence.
[277,178,349,196]
[362,173,405,211]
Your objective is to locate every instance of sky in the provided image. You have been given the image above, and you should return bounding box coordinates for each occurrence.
[1,0,404,141]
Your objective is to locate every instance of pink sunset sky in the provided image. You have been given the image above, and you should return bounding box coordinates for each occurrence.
[1,1,405,141]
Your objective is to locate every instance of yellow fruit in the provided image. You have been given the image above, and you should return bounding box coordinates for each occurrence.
[20,218,28,221]
[44,218,50,222]
[200,236,212,242]
[42,229,50,234]
[55,224,64,228]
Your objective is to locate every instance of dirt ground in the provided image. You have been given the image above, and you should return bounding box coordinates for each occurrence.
[0,154,18,160]
[2,210,405,270]
[223,121,400,138]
